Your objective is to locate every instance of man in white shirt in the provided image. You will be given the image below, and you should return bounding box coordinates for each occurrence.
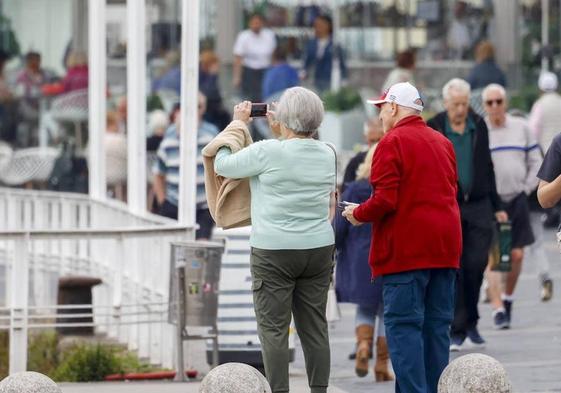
[233,13,277,102]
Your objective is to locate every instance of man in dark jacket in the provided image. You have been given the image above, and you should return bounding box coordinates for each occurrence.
[344,82,462,393]
[427,78,508,352]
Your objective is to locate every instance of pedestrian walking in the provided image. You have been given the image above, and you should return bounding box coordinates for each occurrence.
[381,49,416,92]
[529,71,561,152]
[262,47,299,101]
[482,84,541,329]
[153,93,218,239]
[343,82,462,393]
[537,131,561,218]
[212,87,335,393]
[529,71,561,229]
[334,145,393,382]
[302,15,347,93]
[467,41,507,90]
[233,13,276,102]
[527,190,555,301]
[427,78,508,351]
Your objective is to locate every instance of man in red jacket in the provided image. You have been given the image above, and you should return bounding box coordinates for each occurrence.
[343,82,462,393]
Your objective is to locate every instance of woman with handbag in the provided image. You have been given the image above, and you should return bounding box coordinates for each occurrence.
[334,145,394,381]
[212,87,335,393]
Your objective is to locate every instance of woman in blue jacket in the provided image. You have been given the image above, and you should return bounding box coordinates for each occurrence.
[303,15,347,92]
[334,145,393,382]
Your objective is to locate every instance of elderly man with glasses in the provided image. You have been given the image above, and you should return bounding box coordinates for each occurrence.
[427,78,508,352]
[482,84,542,329]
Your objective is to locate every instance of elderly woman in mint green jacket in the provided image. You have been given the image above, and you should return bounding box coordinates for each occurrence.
[214,87,336,393]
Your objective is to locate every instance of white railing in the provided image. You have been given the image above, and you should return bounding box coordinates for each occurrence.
[0,188,193,374]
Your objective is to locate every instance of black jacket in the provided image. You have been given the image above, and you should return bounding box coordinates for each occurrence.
[427,110,502,212]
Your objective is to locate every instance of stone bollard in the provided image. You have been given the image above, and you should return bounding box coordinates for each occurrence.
[199,362,271,393]
[438,353,512,393]
[0,371,62,393]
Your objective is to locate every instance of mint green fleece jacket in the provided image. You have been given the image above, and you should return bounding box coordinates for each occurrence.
[214,138,335,250]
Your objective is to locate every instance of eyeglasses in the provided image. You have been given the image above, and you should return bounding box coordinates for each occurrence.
[485,99,503,106]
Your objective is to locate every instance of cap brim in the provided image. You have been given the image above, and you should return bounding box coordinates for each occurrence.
[366,98,386,108]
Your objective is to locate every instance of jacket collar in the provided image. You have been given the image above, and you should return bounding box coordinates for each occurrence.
[393,115,424,129]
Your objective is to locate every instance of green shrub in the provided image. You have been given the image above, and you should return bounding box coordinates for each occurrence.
[0,331,8,380]
[0,331,159,382]
[322,87,362,113]
[52,344,122,382]
[28,331,59,376]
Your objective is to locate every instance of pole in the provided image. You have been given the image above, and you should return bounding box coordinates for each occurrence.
[330,0,341,91]
[9,236,30,374]
[405,0,412,48]
[178,0,200,230]
[127,0,147,214]
[542,0,549,71]
[88,0,107,200]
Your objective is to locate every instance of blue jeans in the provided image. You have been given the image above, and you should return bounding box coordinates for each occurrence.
[382,268,456,393]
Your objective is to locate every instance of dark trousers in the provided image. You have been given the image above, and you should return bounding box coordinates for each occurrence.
[451,218,493,337]
[250,246,334,393]
[383,268,456,393]
[241,66,266,102]
[157,200,214,239]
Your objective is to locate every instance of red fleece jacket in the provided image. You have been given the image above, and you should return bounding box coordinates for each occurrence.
[353,115,462,278]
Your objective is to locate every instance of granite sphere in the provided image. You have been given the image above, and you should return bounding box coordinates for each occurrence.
[438,353,512,393]
[199,362,271,393]
[0,371,61,393]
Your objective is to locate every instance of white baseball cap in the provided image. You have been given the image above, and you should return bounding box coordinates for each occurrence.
[367,82,424,111]
[538,71,558,92]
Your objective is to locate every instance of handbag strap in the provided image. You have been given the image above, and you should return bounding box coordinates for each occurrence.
[324,142,339,271]
[323,142,338,203]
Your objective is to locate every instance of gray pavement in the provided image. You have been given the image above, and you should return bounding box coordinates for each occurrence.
[61,229,561,393]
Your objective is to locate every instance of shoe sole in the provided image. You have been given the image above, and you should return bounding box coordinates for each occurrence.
[541,281,553,302]
[449,344,462,352]
[465,340,486,349]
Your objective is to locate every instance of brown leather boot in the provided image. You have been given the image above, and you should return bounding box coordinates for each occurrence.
[355,324,374,377]
[374,336,394,382]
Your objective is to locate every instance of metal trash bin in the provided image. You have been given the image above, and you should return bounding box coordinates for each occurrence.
[169,241,224,381]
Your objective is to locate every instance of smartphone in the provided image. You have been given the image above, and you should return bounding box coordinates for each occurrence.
[337,201,359,209]
[250,103,268,117]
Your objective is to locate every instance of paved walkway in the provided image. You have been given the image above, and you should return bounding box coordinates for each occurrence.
[61,229,561,393]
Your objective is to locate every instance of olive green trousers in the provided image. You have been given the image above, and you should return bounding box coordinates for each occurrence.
[250,245,334,393]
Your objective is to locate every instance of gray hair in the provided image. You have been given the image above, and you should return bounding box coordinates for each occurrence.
[275,87,324,135]
[481,83,507,101]
[442,78,471,101]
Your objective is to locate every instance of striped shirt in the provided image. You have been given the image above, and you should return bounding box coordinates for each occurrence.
[486,114,542,202]
[154,121,219,208]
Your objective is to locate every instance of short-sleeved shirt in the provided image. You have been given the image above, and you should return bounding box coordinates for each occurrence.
[233,29,276,70]
[154,121,219,209]
[537,133,561,182]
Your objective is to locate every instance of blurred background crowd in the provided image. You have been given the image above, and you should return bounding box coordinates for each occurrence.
[0,0,555,215]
